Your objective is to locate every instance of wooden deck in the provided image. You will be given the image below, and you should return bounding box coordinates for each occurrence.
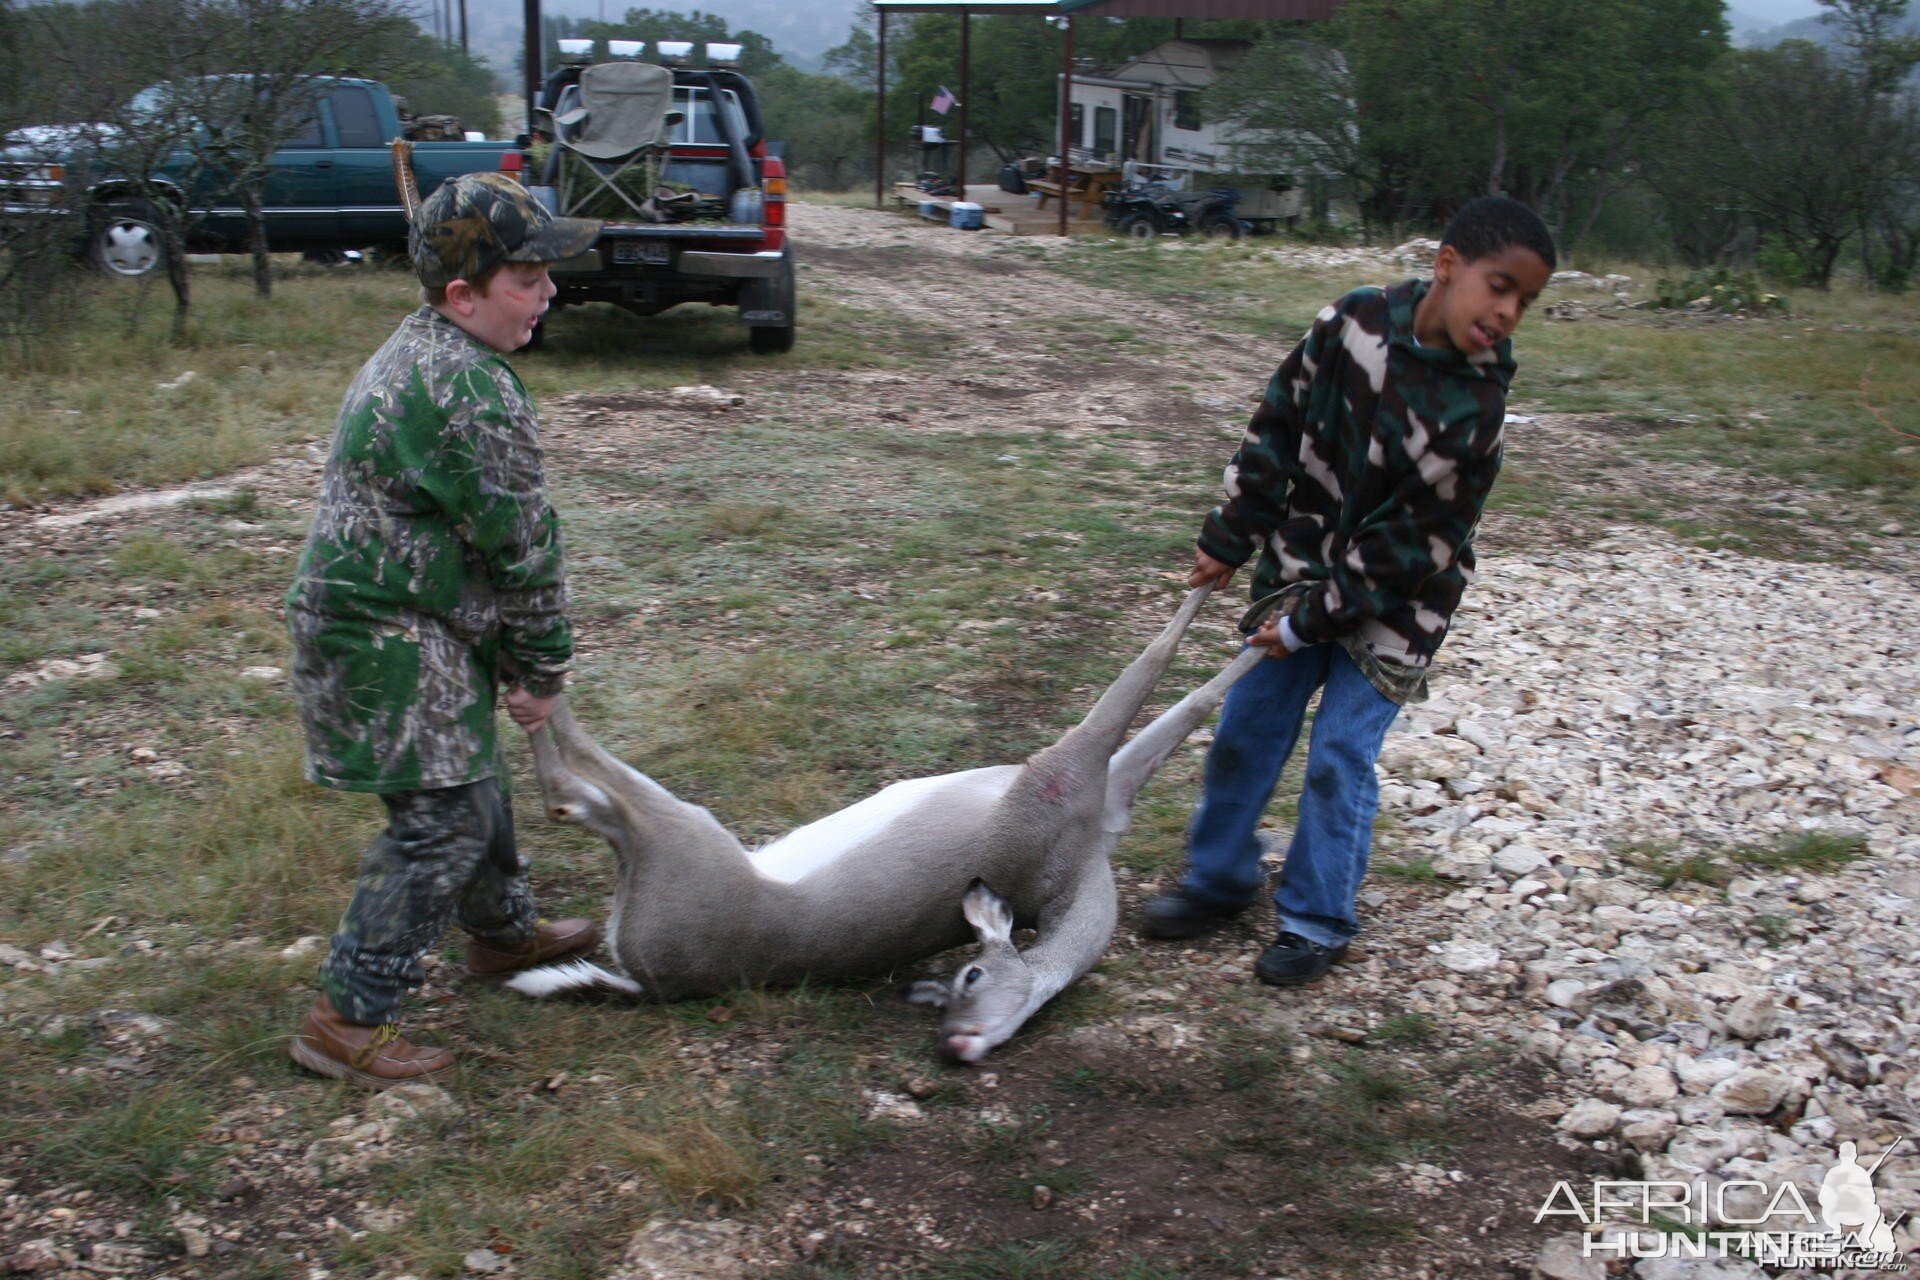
[889,182,1107,236]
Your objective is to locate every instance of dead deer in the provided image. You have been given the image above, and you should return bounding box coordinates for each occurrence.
[511,584,1262,1061]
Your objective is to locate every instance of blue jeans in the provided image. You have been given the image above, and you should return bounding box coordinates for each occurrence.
[1180,643,1401,948]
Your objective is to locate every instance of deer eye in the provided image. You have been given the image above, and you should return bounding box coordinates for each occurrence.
[964,966,984,985]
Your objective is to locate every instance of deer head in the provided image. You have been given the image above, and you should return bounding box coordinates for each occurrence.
[905,881,1039,1064]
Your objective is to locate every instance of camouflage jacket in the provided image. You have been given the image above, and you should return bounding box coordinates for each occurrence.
[1198,280,1514,698]
[286,307,572,792]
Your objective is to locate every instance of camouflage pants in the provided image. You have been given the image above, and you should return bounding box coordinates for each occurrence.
[319,778,539,1024]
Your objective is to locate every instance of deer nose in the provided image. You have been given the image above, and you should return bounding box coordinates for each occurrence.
[941,1029,986,1064]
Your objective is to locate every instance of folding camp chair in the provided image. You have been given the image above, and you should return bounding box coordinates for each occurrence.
[552,61,695,223]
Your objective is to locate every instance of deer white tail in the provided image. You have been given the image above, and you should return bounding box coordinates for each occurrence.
[505,959,645,999]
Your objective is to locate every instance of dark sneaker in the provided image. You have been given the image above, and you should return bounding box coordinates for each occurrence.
[1139,889,1255,940]
[1253,931,1349,987]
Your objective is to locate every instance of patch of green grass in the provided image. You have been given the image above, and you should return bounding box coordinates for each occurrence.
[926,1238,1085,1280]
[111,534,259,590]
[968,1106,1054,1165]
[1212,1024,1292,1094]
[1375,853,1440,882]
[1372,1012,1441,1047]
[0,742,369,947]
[32,1081,218,1203]
[1734,830,1867,874]
[1621,829,1868,889]
[346,1111,656,1280]
[1619,842,1734,889]
[0,265,930,505]
[1307,1053,1456,1163]
[1060,242,1920,534]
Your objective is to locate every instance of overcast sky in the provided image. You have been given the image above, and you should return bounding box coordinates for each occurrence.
[1734,0,1825,23]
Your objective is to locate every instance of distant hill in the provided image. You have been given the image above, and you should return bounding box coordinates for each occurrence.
[1727,7,1777,40]
[1742,7,1920,48]
[451,0,864,78]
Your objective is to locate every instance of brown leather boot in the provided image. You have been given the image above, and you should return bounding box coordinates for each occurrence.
[464,917,602,978]
[288,996,454,1088]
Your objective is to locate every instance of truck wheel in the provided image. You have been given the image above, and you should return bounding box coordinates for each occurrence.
[90,201,168,278]
[743,248,797,354]
[748,322,794,354]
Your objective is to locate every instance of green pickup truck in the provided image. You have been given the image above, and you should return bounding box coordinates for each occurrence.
[0,76,520,278]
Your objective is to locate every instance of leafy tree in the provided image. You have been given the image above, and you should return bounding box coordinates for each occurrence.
[180,0,416,297]
[1662,41,1890,286]
[1818,0,1920,287]
[1204,0,1725,243]
[9,0,467,333]
[22,0,232,340]
[0,0,94,355]
[1649,1,1920,287]
[1818,0,1920,92]
[372,32,504,136]
[756,63,869,190]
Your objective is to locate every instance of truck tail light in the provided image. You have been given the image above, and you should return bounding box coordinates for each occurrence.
[498,150,524,176]
[762,157,786,229]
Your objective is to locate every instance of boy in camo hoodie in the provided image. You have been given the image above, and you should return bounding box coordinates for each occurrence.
[284,174,605,1086]
[1142,197,1557,987]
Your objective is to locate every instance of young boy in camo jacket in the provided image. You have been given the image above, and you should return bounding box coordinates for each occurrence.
[285,173,605,1087]
[1142,196,1557,988]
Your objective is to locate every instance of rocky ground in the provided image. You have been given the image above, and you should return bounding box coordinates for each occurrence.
[2,203,1917,1279]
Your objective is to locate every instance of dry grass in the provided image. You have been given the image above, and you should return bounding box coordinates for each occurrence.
[607,1112,769,1210]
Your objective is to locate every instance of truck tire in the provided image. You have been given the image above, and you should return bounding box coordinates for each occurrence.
[748,321,795,354]
[743,248,797,354]
[89,201,168,278]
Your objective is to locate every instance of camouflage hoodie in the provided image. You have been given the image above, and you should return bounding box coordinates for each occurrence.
[286,307,572,792]
[1197,280,1514,699]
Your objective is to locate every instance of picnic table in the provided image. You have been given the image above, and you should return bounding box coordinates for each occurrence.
[1027,164,1121,213]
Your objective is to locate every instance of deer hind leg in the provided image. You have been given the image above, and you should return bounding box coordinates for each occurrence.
[1102,644,1266,833]
[1020,584,1216,789]
[530,701,746,857]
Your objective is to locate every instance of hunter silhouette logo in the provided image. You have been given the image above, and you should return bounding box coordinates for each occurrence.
[1535,1135,1911,1269]
[1822,1140,1902,1255]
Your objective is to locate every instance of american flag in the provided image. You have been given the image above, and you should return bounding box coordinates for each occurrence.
[929,86,956,115]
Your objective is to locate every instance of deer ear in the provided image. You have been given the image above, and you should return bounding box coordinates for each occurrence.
[901,979,951,1009]
[960,881,1014,945]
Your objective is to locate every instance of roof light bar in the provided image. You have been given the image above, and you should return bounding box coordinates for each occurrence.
[705,42,743,66]
[556,38,592,58]
[655,40,694,64]
[606,39,645,58]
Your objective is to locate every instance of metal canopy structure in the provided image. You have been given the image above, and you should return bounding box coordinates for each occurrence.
[869,0,1339,234]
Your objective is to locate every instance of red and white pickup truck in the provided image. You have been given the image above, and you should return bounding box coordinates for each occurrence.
[525,52,794,354]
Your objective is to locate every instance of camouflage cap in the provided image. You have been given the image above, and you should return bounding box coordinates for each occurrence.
[409,172,600,288]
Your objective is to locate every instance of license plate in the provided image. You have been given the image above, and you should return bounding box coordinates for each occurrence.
[611,240,672,265]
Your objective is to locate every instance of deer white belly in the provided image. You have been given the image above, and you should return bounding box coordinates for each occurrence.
[750,767,1007,884]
